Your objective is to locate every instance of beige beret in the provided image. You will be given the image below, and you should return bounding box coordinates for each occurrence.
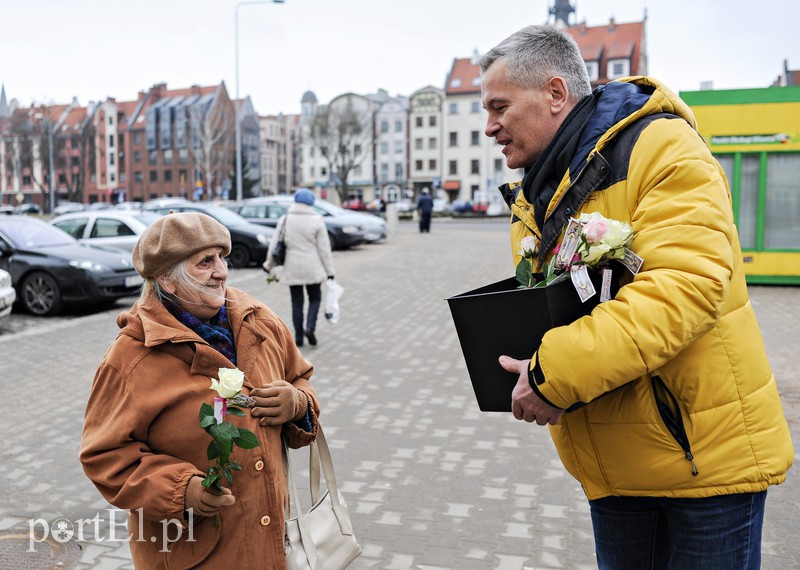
[132,212,231,278]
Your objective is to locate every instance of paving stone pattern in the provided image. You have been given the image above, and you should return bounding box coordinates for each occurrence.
[0,219,797,569]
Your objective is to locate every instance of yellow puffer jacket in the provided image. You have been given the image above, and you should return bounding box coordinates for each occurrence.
[504,77,793,500]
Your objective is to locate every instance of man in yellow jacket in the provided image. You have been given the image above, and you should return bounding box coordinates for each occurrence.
[480,24,794,568]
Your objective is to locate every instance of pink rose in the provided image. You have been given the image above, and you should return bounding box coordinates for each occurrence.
[582,218,609,244]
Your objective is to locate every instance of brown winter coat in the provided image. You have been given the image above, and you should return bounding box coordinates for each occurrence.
[80,287,319,569]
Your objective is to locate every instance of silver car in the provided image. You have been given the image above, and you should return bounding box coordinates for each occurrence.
[0,268,15,320]
[50,211,160,253]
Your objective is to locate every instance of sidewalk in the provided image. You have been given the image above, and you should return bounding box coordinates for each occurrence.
[0,219,796,569]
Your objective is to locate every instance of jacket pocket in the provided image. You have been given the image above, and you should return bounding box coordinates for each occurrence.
[651,375,699,476]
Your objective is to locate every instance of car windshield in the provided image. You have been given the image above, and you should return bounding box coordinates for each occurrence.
[0,219,76,248]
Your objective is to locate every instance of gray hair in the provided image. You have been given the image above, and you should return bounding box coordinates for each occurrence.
[137,259,229,307]
[479,25,592,102]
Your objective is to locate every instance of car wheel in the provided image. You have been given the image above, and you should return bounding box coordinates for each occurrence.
[328,231,339,250]
[21,271,63,316]
[228,244,250,268]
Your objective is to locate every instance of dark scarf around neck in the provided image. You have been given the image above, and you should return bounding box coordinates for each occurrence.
[165,298,237,365]
[522,93,597,238]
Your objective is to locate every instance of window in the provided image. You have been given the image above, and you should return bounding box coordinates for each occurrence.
[607,59,630,79]
[149,151,157,165]
[163,150,173,165]
[448,160,457,175]
[395,163,403,178]
[149,171,158,182]
[428,137,436,149]
[586,61,599,81]
[471,160,480,174]
[415,138,423,150]
[354,145,362,156]
[179,149,188,164]
[415,160,423,171]
[449,102,458,115]
[380,120,389,133]
[179,170,188,184]
[471,101,480,113]
[737,155,759,249]
[354,166,362,177]
[494,158,503,172]
[471,131,480,146]
[134,132,142,145]
[134,150,141,163]
[449,132,458,147]
[428,159,436,170]
[415,117,423,127]
[429,116,437,127]
[450,78,462,88]
[394,140,403,154]
[164,170,173,182]
[380,141,389,155]
[765,153,800,248]
[109,153,115,166]
[380,163,389,182]
[134,171,143,183]
[395,120,403,133]
[109,135,114,148]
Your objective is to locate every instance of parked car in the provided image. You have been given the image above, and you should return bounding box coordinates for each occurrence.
[227,198,366,250]
[341,198,367,211]
[13,203,42,215]
[142,199,273,268]
[313,199,387,243]
[0,205,14,216]
[52,202,86,216]
[449,200,475,215]
[0,268,15,320]
[0,216,144,316]
[51,211,160,252]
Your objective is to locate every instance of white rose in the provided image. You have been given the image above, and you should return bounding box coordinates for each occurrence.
[581,242,612,265]
[210,367,245,399]
[601,219,633,249]
[518,235,539,257]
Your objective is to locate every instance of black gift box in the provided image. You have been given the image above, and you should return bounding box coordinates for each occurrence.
[446,268,621,412]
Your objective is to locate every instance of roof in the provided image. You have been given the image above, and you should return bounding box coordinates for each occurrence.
[565,19,645,85]
[446,57,482,95]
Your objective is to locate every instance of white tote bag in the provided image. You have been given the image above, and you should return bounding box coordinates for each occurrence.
[324,280,344,324]
[284,425,361,569]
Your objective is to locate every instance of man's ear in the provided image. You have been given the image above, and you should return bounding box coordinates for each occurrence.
[547,76,570,114]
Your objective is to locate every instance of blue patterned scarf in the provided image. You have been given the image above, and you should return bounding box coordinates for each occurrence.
[165,299,237,365]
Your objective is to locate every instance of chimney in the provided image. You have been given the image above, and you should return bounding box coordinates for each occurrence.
[609,17,617,32]
[471,48,480,65]
[579,20,587,35]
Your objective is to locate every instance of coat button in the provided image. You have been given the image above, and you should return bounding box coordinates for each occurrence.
[254,460,264,471]
[260,515,271,526]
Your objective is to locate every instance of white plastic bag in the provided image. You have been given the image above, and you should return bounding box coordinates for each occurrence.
[324,280,344,324]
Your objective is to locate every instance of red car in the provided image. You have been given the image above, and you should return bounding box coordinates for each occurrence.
[341,199,367,211]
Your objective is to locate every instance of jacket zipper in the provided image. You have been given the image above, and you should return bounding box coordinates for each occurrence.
[651,375,699,476]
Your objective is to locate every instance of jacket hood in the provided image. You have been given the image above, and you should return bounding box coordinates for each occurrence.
[569,77,697,177]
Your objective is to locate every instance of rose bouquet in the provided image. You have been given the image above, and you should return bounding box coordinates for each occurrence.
[199,368,259,491]
[516,212,642,302]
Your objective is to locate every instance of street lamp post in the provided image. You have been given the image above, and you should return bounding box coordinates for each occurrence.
[47,119,55,213]
[235,0,285,202]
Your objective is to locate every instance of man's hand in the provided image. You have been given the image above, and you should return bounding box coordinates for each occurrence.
[250,381,307,426]
[499,355,563,425]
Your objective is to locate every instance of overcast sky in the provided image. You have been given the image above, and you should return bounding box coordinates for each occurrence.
[2,0,798,116]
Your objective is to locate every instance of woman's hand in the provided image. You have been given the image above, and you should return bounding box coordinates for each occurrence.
[184,476,235,517]
[250,381,308,426]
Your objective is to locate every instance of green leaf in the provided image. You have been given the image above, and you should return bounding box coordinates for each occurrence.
[199,403,214,421]
[209,424,234,463]
[229,461,242,471]
[207,440,220,460]
[226,407,246,417]
[515,258,531,288]
[200,414,216,429]
[234,428,260,449]
[222,466,234,486]
[202,472,220,487]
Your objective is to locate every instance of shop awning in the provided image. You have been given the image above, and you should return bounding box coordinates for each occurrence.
[443,180,461,191]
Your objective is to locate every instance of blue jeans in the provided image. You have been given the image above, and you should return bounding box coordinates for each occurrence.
[589,491,766,569]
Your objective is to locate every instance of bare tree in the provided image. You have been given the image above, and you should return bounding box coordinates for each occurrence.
[3,106,51,193]
[189,100,235,199]
[309,95,373,203]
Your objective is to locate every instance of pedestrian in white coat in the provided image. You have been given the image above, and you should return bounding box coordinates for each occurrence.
[264,188,335,347]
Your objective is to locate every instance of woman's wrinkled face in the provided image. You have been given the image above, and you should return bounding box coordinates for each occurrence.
[163,247,228,321]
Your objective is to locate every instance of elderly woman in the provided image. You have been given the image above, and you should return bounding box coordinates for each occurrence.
[80,212,319,570]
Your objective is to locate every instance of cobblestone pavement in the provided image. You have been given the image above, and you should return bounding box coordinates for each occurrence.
[0,218,797,569]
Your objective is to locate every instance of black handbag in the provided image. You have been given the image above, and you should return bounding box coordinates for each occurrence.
[271,216,288,266]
